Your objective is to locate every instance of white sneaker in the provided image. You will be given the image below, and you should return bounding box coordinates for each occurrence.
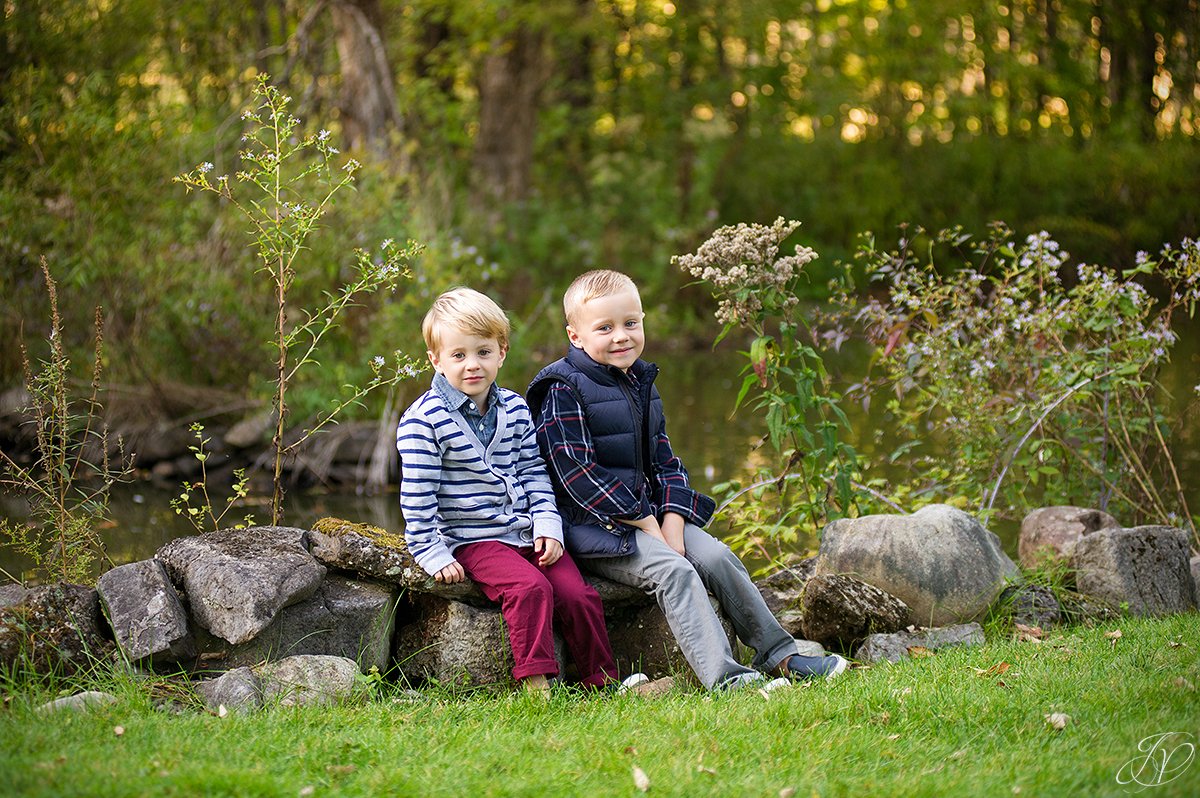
[616,672,650,693]
[825,654,850,680]
[717,672,790,692]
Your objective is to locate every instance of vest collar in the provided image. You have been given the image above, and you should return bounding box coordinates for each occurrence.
[565,345,658,386]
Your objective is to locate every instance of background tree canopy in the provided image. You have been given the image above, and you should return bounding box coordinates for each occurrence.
[2,0,1198,400]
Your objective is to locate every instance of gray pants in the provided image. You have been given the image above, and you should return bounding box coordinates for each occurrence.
[581,523,798,689]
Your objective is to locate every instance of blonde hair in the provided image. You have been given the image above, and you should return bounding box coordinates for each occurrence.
[563,270,640,326]
[422,287,510,352]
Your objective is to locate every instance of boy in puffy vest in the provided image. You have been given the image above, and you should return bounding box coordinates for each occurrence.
[398,287,654,694]
[527,270,848,691]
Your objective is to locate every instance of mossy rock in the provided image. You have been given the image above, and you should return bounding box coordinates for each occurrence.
[309,517,489,605]
[0,584,116,676]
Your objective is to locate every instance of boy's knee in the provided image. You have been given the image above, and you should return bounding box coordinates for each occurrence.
[654,557,704,596]
[554,579,601,610]
[513,573,554,604]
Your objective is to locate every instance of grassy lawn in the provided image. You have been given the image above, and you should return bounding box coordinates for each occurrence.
[1,613,1197,797]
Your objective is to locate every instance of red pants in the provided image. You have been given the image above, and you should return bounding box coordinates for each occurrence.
[454,541,617,687]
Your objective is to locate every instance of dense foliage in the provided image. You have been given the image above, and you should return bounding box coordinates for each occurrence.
[3,1,1198,393]
[832,225,1200,536]
[2,2,1198,571]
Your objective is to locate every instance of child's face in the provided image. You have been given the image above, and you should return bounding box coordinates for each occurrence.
[567,288,645,372]
[428,326,507,405]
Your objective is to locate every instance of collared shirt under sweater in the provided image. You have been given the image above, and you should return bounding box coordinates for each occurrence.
[397,375,564,576]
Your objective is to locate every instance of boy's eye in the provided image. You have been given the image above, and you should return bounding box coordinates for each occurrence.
[451,352,465,360]
[479,349,492,357]
[625,319,639,328]
[597,324,611,333]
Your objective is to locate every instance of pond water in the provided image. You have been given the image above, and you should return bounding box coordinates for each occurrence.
[2,328,1198,583]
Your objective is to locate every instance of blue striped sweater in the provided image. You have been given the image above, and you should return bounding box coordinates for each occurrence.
[397,384,564,575]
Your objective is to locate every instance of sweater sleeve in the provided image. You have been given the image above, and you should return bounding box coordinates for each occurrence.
[508,398,564,544]
[396,410,457,576]
[535,382,651,526]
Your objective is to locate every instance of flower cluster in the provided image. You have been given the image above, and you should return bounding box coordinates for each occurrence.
[673,217,817,327]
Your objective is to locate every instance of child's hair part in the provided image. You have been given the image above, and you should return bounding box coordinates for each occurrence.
[422,287,511,352]
[563,269,640,326]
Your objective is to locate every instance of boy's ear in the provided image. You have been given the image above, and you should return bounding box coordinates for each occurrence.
[565,325,583,349]
[426,350,440,371]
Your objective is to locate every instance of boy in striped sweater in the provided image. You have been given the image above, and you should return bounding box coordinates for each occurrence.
[397,288,644,694]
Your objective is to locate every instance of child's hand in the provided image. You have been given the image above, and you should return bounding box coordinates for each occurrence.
[535,536,563,567]
[434,561,466,584]
[626,515,671,549]
[661,512,687,556]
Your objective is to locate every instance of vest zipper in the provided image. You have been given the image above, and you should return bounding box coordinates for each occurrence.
[616,373,648,501]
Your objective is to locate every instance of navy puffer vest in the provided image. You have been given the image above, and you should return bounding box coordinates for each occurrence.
[527,346,665,556]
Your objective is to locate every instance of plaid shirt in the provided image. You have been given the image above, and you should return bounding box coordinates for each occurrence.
[534,370,715,530]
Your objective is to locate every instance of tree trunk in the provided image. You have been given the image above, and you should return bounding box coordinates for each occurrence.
[330,0,402,159]
[473,28,550,205]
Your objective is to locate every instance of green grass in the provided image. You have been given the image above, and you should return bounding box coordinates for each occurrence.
[2,614,1197,797]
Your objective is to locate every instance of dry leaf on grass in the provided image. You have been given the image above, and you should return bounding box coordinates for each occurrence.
[1015,624,1045,643]
[1105,629,1123,648]
[779,788,796,798]
[633,766,650,792]
[908,646,934,658]
[113,726,125,737]
[973,661,1012,678]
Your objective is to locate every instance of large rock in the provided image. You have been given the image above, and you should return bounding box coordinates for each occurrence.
[157,526,326,644]
[255,655,360,707]
[1019,506,1119,569]
[35,691,118,715]
[753,560,817,637]
[394,588,736,688]
[1191,556,1200,605]
[194,666,262,713]
[394,597,536,687]
[996,582,1062,628]
[97,559,194,664]
[856,623,986,664]
[816,504,1019,627]
[798,573,909,650]
[193,574,399,672]
[0,583,114,675]
[1071,526,1197,617]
